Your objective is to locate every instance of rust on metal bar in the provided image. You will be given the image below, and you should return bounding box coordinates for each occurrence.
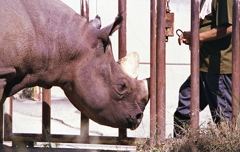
[156,0,166,140]
[42,89,51,135]
[118,0,127,143]
[232,0,240,126]
[150,0,157,146]
[190,0,200,130]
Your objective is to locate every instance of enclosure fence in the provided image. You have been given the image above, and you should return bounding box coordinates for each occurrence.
[0,0,239,148]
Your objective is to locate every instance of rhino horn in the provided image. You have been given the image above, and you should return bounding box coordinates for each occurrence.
[97,14,123,40]
[118,52,139,79]
[89,15,101,29]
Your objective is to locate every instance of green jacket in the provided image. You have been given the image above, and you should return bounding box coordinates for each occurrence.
[199,0,232,74]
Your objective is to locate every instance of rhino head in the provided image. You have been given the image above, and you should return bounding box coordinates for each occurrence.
[61,15,149,129]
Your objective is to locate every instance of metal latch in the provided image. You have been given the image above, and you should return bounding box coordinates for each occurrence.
[165,12,174,37]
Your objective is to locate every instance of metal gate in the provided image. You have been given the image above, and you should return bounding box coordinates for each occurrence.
[0,0,239,148]
[149,0,240,147]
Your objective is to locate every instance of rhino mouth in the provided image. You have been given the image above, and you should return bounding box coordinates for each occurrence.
[128,119,141,130]
[127,113,143,130]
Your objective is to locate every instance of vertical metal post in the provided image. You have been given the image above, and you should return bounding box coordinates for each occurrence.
[0,103,2,144]
[42,89,51,135]
[232,0,240,126]
[118,0,127,59]
[80,114,89,142]
[118,0,127,141]
[190,0,200,130]
[33,86,41,101]
[85,0,89,21]
[80,0,84,17]
[150,0,157,146]
[80,0,89,22]
[156,0,166,140]
[80,0,90,142]
[4,97,12,141]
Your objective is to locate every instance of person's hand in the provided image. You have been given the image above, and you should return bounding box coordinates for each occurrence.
[178,31,191,45]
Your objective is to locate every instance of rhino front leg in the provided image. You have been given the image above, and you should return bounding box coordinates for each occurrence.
[0,68,16,144]
[0,68,16,104]
[0,79,7,144]
[0,79,7,105]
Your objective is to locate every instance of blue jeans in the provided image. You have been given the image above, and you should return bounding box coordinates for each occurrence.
[174,72,232,137]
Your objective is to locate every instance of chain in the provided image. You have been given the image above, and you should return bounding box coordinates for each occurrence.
[166,0,170,13]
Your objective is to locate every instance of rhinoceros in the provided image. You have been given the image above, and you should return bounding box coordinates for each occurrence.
[0,0,149,130]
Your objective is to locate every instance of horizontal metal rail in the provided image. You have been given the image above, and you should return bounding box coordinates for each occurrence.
[140,62,190,65]
[9,134,137,145]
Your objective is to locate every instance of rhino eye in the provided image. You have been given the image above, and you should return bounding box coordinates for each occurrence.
[116,82,127,93]
[112,79,130,100]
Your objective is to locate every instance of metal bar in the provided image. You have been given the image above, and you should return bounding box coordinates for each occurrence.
[232,0,240,126]
[10,134,137,145]
[80,0,89,21]
[80,0,90,141]
[10,97,12,117]
[80,113,89,142]
[80,0,85,19]
[156,0,166,140]
[118,0,127,59]
[4,97,12,141]
[33,86,41,101]
[118,0,127,143]
[85,0,89,22]
[42,89,51,135]
[150,0,157,146]
[139,62,190,65]
[190,0,200,130]
[0,103,3,144]
[166,63,190,65]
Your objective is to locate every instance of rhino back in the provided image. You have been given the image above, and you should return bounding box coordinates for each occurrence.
[0,0,87,70]
[0,0,91,96]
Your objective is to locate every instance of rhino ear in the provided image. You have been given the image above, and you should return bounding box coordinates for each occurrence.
[98,14,123,39]
[117,52,139,79]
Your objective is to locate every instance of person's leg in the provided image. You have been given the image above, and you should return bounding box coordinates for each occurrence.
[173,76,191,137]
[203,73,232,123]
[173,74,209,137]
